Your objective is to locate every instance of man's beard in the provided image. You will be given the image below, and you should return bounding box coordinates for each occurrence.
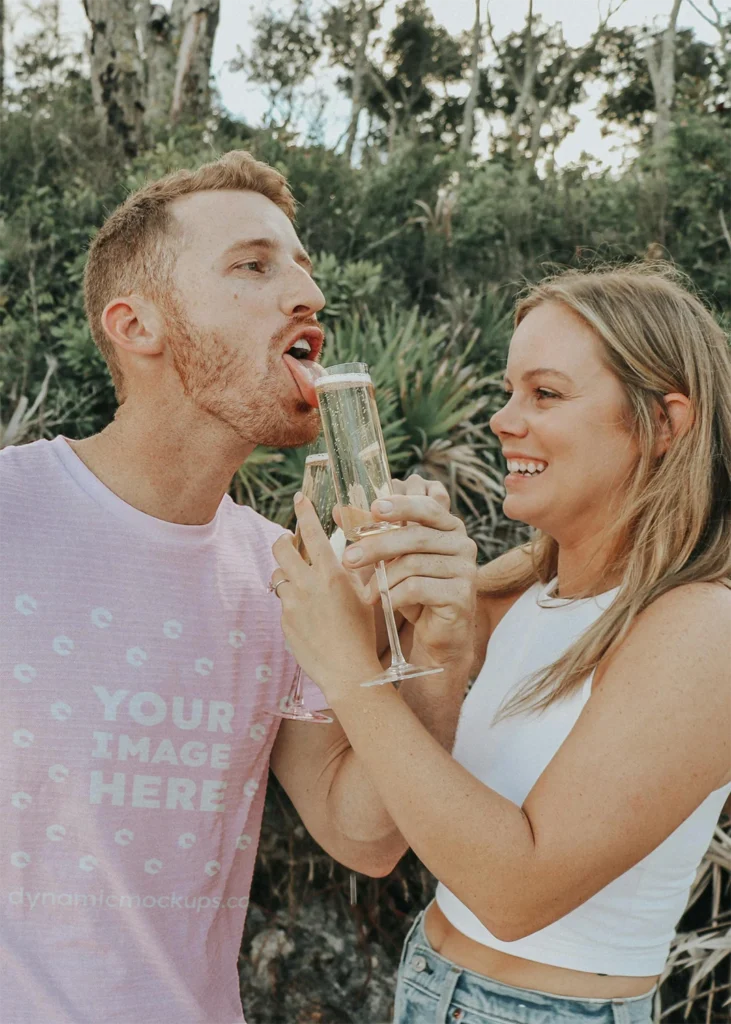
[163,304,321,449]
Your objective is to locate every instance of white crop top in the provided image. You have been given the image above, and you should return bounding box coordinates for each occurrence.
[435,579,731,976]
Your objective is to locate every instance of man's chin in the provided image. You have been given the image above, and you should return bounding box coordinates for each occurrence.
[260,407,322,449]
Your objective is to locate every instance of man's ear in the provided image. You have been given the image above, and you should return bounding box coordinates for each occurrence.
[655,392,694,456]
[101,295,165,359]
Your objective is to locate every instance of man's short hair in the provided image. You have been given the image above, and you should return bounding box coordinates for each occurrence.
[83,150,296,399]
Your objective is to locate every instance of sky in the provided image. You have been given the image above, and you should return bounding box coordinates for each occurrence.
[5,0,722,169]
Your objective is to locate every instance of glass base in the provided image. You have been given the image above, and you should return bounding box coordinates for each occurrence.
[267,703,333,723]
[361,662,444,687]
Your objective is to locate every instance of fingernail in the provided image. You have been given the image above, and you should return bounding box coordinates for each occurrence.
[344,546,362,563]
[375,500,393,514]
[294,491,303,505]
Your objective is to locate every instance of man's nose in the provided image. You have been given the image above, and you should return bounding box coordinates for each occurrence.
[282,266,325,318]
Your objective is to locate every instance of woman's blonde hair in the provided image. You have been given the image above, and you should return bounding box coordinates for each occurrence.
[489,263,731,719]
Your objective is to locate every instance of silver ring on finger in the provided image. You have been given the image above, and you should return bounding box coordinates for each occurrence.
[267,578,290,597]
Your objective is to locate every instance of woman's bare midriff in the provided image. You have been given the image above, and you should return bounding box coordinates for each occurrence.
[424,902,658,999]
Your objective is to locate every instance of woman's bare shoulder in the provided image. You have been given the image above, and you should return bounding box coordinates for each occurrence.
[597,581,730,701]
[635,580,731,636]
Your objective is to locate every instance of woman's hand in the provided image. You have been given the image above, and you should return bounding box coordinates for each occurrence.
[271,495,383,702]
[342,479,478,670]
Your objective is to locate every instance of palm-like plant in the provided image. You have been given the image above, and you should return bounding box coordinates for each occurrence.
[657,820,731,1022]
[0,355,57,448]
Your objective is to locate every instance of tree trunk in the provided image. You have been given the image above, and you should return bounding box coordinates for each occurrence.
[170,0,220,123]
[0,0,5,109]
[83,0,146,157]
[508,1,538,161]
[646,0,683,150]
[367,65,401,160]
[459,0,482,156]
[141,2,178,131]
[689,0,731,98]
[344,0,372,165]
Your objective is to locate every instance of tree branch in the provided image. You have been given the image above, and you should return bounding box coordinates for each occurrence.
[459,0,483,155]
[685,0,723,30]
[485,1,521,94]
[0,0,5,107]
[720,208,731,255]
[366,63,398,118]
[530,0,628,148]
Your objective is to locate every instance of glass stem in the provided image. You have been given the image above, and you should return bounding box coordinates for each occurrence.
[375,561,406,668]
[291,666,304,707]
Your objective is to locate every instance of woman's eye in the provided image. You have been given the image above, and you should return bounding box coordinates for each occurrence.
[499,388,559,404]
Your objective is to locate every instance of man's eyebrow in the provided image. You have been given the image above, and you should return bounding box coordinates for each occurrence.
[502,368,575,386]
[220,238,313,273]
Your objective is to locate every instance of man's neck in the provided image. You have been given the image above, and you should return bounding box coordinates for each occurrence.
[67,399,253,526]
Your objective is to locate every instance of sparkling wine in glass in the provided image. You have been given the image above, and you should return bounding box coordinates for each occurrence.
[314,362,443,687]
[271,453,341,724]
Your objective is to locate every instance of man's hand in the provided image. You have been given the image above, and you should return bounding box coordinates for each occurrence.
[272,497,383,703]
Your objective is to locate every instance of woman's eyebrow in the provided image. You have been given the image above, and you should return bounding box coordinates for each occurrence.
[502,368,575,387]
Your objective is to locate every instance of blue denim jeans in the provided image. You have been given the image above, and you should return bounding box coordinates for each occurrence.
[393,908,656,1024]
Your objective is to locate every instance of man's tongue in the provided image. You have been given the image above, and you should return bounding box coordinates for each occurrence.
[283,353,321,408]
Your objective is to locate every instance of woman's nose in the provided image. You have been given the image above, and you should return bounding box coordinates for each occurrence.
[489,395,528,438]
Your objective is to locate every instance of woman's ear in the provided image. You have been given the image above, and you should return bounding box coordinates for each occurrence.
[655,393,694,456]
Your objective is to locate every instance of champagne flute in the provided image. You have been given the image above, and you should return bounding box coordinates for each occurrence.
[314,362,444,688]
[270,453,340,724]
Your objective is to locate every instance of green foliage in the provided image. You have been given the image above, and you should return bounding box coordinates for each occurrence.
[2,5,730,1020]
[598,27,729,134]
[311,252,405,321]
[481,16,606,159]
[231,1,319,128]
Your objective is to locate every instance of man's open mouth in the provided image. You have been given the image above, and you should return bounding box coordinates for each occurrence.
[286,337,314,360]
[281,326,324,408]
[282,326,324,363]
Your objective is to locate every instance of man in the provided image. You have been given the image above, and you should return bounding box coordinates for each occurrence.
[0,151,475,1023]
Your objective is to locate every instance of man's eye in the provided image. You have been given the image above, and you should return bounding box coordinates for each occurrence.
[236,261,263,272]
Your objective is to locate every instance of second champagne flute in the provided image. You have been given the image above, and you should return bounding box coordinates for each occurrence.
[270,452,340,724]
[314,362,443,687]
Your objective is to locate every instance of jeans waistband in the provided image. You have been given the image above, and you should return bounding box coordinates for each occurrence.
[399,907,656,1024]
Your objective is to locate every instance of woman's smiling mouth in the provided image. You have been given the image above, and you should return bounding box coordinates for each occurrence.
[503,454,549,479]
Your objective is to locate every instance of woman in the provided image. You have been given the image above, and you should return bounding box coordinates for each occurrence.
[271,265,731,1024]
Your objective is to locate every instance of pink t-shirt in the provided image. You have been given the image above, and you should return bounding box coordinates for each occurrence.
[0,437,327,1023]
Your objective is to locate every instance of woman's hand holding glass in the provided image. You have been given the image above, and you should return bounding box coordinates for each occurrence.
[342,487,478,674]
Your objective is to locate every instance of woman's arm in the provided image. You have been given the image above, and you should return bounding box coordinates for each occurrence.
[277,512,731,943]
[270,490,478,875]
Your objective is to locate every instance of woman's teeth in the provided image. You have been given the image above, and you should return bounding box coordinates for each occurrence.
[508,460,547,476]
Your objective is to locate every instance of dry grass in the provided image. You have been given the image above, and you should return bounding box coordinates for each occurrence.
[656,820,731,1022]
